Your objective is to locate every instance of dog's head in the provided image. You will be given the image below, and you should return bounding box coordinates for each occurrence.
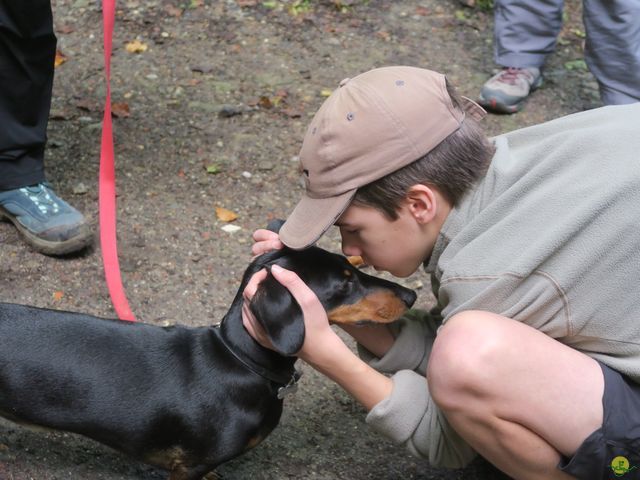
[245,220,416,356]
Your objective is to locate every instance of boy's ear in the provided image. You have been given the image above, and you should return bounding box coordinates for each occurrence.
[405,185,437,224]
[250,271,305,356]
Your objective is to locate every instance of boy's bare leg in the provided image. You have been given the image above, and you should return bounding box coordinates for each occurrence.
[427,311,604,480]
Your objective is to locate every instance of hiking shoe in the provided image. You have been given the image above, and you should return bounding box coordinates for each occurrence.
[478,67,543,114]
[0,182,93,255]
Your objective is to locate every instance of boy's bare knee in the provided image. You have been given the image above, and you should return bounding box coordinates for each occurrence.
[427,310,510,410]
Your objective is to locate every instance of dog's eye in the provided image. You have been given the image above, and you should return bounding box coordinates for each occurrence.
[338,270,355,293]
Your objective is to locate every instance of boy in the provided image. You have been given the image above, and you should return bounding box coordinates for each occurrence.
[242,66,640,479]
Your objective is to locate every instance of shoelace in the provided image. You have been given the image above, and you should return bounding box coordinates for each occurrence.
[497,67,531,86]
[20,184,62,216]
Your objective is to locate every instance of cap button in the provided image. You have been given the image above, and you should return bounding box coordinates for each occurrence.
[339,77,351,87]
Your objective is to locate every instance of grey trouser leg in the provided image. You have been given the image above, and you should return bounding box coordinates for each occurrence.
[493,0,564,68]
[583,0,640,104]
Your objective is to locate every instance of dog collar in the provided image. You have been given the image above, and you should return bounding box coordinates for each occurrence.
[215,326,302,396]
[277,370,303,399]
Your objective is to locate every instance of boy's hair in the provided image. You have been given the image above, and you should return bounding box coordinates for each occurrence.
[352,81,495,219]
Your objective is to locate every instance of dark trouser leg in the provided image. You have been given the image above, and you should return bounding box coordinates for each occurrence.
[0,0,56,190]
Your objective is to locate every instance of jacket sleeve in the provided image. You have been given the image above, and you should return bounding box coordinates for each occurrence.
[356,308,441,375]
[365,370,477,468]
[356,309,476,468]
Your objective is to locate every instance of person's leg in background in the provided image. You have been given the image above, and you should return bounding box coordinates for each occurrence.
[479,0,564,113]
[0,0,92,255]
[583,0,640,106]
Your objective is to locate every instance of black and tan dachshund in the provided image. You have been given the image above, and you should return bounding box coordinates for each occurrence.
[0,230,416,480]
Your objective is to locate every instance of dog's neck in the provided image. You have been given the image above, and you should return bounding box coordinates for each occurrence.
[217,293,297,386]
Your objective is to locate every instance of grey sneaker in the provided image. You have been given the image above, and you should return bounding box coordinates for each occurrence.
[0,182,93,255]
[478,67,543,114]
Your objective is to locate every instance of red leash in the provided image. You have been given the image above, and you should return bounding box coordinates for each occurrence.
[99,0,136,321]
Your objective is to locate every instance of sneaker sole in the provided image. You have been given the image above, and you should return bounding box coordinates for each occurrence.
[478,75,544,114]
[0,206,93,256]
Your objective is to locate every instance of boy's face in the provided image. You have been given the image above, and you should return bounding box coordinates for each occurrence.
[335,201,438,278]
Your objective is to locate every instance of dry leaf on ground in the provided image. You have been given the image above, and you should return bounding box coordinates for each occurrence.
[125,39,148,53]
[54,49,67,67]
[215,206,238,222]
[111,102,131,118]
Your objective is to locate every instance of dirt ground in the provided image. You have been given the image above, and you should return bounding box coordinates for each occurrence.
[0,0,600,478]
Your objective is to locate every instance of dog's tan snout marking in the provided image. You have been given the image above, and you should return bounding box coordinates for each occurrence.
[327,290,408,324]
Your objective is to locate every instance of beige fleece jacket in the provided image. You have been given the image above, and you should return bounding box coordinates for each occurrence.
[362,103,640,467]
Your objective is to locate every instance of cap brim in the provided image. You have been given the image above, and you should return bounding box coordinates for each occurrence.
[279,189,357,250]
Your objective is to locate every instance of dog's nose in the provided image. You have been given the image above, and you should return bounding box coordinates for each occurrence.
[399,286,417,308]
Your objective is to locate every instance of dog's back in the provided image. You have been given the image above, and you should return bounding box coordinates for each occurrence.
[0,302,283,476]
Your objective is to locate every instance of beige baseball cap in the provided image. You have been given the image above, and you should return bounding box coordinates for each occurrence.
[279,66,486,250]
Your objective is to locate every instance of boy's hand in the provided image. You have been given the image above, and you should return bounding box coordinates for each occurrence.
[241,269,274,350]
[251,229,284,257]
[242,264,344,363]
[242,265,394,412]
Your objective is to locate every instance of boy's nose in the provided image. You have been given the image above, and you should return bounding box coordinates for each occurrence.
[341,241,361,258]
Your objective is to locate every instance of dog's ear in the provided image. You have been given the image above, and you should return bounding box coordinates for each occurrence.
[250,270,305,356]
[265,219,285,234]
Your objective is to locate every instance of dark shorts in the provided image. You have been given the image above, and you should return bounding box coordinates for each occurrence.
[558,362,640,479]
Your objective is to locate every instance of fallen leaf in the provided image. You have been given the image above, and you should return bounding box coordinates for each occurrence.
[281,107,302,118]
[258,95,274,109]
[206,164,222,174]
[125,39,148,53]
[54,49,67,67]
[216,207,238,222]
[163,4,183,16]
[53,291,64,301]
[57,24,75,34]
[75,99,98,112]
[111,102,131,118]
